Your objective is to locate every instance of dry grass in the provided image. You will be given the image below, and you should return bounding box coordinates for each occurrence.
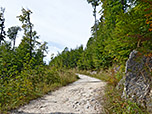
[75,67,149,114]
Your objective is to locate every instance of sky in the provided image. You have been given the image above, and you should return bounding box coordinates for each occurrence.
[0,0,100,63]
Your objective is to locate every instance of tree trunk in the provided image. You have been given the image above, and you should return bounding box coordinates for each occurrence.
[94,5,97,39]
[27,13,33,59]
[13,38,16,49]
[121,0,125,12]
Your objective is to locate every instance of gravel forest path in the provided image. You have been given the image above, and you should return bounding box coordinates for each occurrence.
[12,74,106,114]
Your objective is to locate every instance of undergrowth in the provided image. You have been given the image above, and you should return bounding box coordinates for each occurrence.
[103,85,148,114]
[0,66,78,113]
[76,66,149,114]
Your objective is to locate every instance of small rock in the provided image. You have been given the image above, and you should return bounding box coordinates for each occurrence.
[73,105,75,108]
[40,105,47,108]
[91,99,95,102]
[53,101,57,103]
[75,101,79,104]
[87,106,90,109]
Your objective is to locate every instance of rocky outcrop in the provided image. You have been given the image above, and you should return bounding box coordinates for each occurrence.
[122,50,152,111]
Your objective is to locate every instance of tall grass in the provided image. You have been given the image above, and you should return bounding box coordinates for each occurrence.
[76,68,122,86]
[0,66,78,113]
[103,85,147,114]
[76,67,148,113]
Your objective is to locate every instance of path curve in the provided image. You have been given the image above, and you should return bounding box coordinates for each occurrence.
[12,74,106,114]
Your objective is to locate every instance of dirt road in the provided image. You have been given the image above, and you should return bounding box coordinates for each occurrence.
[12,74,106,114]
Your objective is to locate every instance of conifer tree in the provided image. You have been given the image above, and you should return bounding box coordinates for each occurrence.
[7,26,21,48]
[87,0,100,38]
[17,8,40,60]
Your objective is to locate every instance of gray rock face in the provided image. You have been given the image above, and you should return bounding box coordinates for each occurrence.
[122,50,152,111]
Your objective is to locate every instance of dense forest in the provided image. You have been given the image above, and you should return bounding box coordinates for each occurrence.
[50,0,152,70]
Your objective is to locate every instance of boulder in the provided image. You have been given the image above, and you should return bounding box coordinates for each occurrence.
[122,50,152,110]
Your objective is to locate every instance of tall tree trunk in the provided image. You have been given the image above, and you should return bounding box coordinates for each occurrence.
[121,0,125,12]
[94,5,97,39]
[13,38,16,49]
[27,13,33,59]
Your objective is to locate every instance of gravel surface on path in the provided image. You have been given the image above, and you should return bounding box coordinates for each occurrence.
[12,74,106,114]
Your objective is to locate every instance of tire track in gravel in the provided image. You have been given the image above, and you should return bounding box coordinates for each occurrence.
[11,74,106,114]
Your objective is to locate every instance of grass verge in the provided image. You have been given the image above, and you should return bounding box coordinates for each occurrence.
[0,67,78,113]
[76,68,149,114]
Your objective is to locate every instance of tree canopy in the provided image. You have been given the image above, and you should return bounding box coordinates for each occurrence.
[50,0,152,70]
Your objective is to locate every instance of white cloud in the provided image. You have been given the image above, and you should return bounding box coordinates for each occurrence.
[44,45,62,64]
[0,0,101,63]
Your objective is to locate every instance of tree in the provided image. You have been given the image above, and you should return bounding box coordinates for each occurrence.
[16,8,48,71]
[50,0,152,72]
[0,7,5,45]
[35,42,48,65]
[87,0,100,38]
[17,8,39,59]
[7,26,21,48]
[49,45,84,69]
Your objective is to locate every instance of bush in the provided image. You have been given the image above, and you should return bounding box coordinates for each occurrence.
[77,67,148,113]
[0,66,78,113]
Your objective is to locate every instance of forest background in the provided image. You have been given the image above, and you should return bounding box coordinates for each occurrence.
[0,0,152,113]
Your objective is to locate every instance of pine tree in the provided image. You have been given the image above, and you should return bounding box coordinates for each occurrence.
[17,8,40,60]
[87,0,100,38]
[7,26,21,48]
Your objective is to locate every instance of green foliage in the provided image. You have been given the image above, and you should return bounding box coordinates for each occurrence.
[50,45,83,69]
[17,8,41,60]
[87,0,100,6]
[0,8,78,113]
[0,66,78,113]
[103,85,147,114]
[49,2,152,113]
[78,68,148,113]
[7,26,21,48]
[51,0,152,71]
[1,0,152,113]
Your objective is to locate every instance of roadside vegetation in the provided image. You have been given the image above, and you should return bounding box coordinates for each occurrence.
[1,0,152,113]
[77,68,148,113]
[0,8,78,113]
[49,0,152,113]
[1,67,78,113]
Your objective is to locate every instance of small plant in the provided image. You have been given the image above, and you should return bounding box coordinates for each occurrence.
[77,67,149,114]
